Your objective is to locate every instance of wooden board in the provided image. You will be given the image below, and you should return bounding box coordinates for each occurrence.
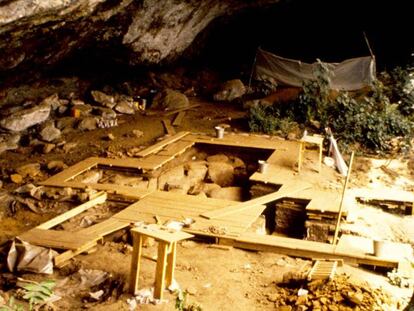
[135,132,190,157]
[36,192,107,230]
[77,218,130,236]
[162,119,176,135]
[173,111,186,126]
[131,225,194,243]
[18,228,99,250]
[157,140,194,157]
[200,182,310,220]
[188,133,281,150]
[336,234,413,261]
[112,191,266,236]
[220,232,400,268]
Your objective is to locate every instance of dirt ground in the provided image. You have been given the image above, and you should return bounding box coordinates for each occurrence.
[1,97,414,310]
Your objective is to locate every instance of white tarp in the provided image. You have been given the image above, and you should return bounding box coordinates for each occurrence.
[254,48,376,91]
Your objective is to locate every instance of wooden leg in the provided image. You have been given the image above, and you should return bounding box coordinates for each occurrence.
[165,242,177,287]
[129,233,143,295]
[154,241,169,300]
[297,142,303,172]
[318,143,323,173]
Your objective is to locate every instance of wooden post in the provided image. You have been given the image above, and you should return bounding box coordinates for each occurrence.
[129,232,143,295]
[154,242,169,299]
[165,242,177,287]
[333,151,355,245]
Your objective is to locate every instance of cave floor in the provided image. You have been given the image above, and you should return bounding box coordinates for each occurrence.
[1,97,413,310]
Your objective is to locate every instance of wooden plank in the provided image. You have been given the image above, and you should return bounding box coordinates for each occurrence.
[156,140,194,157]
[130,226,194,243]
[40,157,98,184]
[172,111,186,126]
[162,119,176,135]
[165,242,177,287]
[19,228,99,250]
[221,232,399,268]
[54,240,98,268]
[39,181,152,200]
[201,182,311,219]
[36,192,107,230]
[190,133,280,150]
[136,132,190,157]
[77,218,130,236]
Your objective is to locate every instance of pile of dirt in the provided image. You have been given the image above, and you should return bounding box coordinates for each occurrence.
[268,275,399,311]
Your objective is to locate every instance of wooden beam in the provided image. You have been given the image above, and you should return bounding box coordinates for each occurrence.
[200,182,311,220]
[36,192,107,230]
[162,119,176,135]
[135,131,190,157]
[172,111,186,126]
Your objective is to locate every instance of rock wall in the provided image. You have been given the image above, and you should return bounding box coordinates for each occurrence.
[0,0,280,75]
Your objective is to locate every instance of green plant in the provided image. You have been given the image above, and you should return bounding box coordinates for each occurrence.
[20,280,55,311]
[175,290,202,311]
[0,296,25,311]
[298,59,333,127]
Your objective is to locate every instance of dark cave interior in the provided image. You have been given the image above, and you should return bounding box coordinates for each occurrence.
[6,0,414,87]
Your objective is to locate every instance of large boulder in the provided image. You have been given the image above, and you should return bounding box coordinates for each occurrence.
[0,103,50,131]
[213,79,246,102]
[209,186,243,201]
[151,89,189,111]
[207,162,234,187]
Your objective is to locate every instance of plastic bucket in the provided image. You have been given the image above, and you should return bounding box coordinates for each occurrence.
[258,160,269,174]
[215,126,224,139]
[373,240,386,257]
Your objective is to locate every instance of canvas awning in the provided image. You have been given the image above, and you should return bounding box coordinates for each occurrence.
[253,48,376,91]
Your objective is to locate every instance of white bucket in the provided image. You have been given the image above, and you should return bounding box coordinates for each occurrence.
[258,160,269,174]
[215,126,224,139]
[373,240,386,257]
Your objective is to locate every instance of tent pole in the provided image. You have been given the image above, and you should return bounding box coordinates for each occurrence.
[363,31,375,59]
[333,151,355,245]
[248,48,258,90]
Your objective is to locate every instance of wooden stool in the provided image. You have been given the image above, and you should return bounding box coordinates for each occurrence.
[129,225,194,300]
[298,134,324,173]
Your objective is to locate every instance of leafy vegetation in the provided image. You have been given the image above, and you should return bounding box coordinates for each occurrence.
[248,59,414,153]
[175,290,202,311]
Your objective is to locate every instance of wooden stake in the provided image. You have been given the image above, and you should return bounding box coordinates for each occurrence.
[333,151,355,245]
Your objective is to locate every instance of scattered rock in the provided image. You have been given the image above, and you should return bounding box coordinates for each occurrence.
[207,162,234,187]
[42,143,56,154]
[95,107,117,119]
[0,103,51,131]
[107,133,115,141]
[91,90,116,108]
[40,123,61,142]
[10,174,23,184]
[152,89,189,111]
[185,161,208,185]
[56,117,77,131]
[73,170,102,183]
[158,165,186,191]
[186,286,198,296]
[78,117,97,131]
[132,130,144,138]
[213,79,246,102]
[41,94,61,110]
[47,160,67,172]
[16,163,41,178]
[0,134,20,154]
[115,100,135,114]
[62,142,78,153]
